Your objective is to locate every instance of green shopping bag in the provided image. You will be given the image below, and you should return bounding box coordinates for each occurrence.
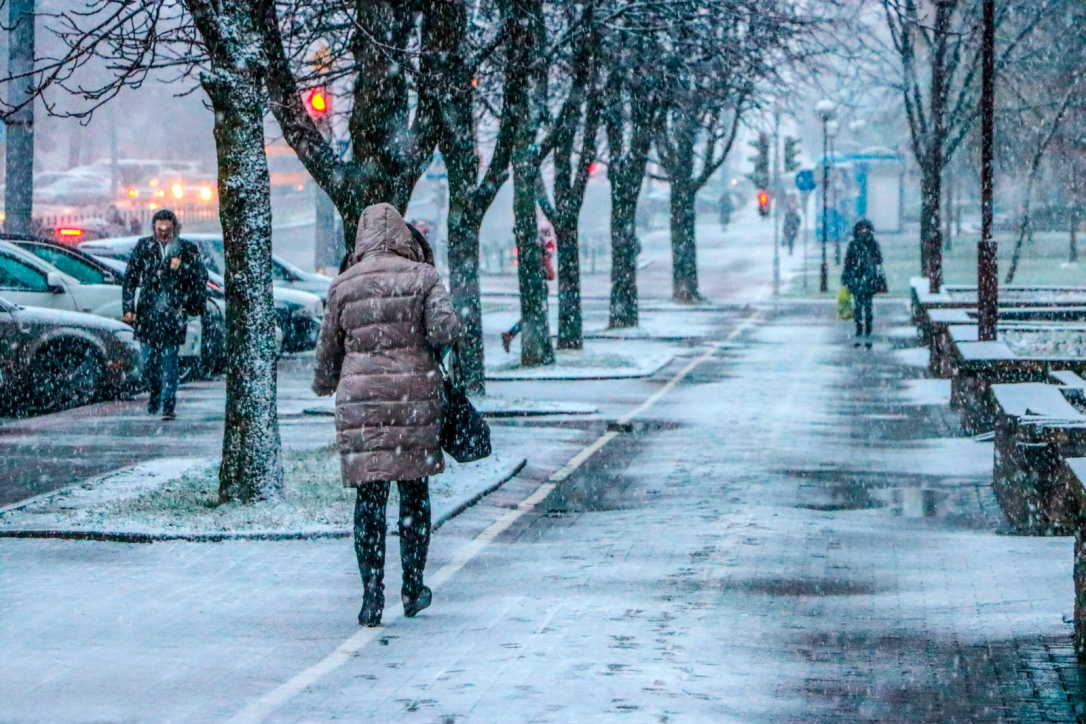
[837,287,854,320]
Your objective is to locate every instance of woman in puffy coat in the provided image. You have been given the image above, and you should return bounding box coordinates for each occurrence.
[841,218,886,348]
[314,203,460,627]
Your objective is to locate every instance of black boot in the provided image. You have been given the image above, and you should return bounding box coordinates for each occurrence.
[354,484,390,627]
[359,583,384,627]
[402,586,432,618]
[398,479,433,618]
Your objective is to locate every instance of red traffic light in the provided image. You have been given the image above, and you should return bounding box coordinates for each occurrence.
[757,189,770,217]
[305,88,330,119]
[588,162,600,175]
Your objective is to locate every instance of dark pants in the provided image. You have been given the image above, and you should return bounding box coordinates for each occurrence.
[142,343,179,414]
[353,479,431,603]
[854,293,874,336]
[507,320,522,338]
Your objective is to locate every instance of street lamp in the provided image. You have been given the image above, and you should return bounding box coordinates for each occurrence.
[826,119,840,264]
[815,99,836,292]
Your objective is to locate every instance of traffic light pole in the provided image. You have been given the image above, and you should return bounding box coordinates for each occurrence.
[772,109,781,296]
[4,0,35,235]
[819,121,829,292]
[977,0,998,341]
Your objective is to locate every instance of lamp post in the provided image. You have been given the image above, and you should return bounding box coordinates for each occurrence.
[815,99,836,292]
[827,119,840,264]
[977,0,998,340]
[772,107,782,296]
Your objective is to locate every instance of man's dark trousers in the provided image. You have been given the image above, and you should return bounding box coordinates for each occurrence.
[142,343,179,415]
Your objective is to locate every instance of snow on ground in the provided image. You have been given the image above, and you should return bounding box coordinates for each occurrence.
[486,337,684,380]
[894,346,930,368]
[0,443,526,537]
[582,310,723,340]
[900,378,952,406]
[1002,327,1086,359]
[301,396,599,418]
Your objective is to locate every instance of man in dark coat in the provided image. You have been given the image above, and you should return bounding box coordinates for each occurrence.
[841,218,886,348]
[122,209,208,420]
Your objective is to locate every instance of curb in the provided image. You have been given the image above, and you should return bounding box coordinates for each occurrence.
[301,407,597,419]
[485,356,677,382]
[0,460,528,544]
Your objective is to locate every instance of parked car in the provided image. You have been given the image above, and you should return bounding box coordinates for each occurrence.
[33,174,113,207]
[6,236,226,378]
[80,235,324,352]
[0,239,213,379]
[0,294,141,413]
[80,234,331,301]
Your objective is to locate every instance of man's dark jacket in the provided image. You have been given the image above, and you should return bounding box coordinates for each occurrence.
[122,236,208,346]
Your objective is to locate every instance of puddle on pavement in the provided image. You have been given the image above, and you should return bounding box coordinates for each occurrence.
[797,485,950,518]
[786,467,956,519]
[742,577,880,597]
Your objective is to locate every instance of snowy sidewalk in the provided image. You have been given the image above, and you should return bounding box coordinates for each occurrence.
[2,303,1083,722]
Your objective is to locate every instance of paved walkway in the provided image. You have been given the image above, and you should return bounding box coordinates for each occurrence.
[3,302,1084,722]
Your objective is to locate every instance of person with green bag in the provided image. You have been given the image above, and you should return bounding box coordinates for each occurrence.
[841,218,887,348]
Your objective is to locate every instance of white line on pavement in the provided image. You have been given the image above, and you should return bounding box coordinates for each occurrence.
[227,311,761,724]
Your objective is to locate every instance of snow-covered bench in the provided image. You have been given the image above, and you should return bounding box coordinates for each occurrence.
[947,324,1086,434]
[1058,457,1086,658]
[991,382,1086,534]
[910,276,1086,344]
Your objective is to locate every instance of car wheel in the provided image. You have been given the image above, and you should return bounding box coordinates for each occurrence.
[31,343,104,412]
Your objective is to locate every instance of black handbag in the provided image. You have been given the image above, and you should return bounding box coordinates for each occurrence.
[439,349,492,463]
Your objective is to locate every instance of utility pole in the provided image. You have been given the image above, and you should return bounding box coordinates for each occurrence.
[772,108,781,296]
[4,0,35,234]
[815,100,836,292]
[977,0,998,341]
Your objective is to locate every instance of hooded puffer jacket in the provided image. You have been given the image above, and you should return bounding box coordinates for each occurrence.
[313,203,460,484]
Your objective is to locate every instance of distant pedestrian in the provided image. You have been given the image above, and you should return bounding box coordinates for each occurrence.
[782,195,801,256]
[313,202,460,628]
[718,191,733,229]
[122,209,208,420]
[841,218,886,348]
[502,220,557,353]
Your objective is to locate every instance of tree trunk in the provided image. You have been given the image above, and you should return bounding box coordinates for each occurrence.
[919,158,943,292]
[446,200,486,393]
[205,70,284,504]
[512,155,554,367]
[609,175,639,328]
[670,183,699,302]
[555,217,583,349]
[944,169,953,252]
[1072,162,1080,264]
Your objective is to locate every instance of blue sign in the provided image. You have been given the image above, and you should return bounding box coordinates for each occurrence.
[795,169,816,192]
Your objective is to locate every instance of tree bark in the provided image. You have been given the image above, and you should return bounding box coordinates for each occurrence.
[1072,162,1080,264]
[446,201,486,393]
[512,155,554,366]
[919,157,943,291]
[204,69,284,504]
[555,221,583,349]
[610,174,640,328]
[670,182,699,302]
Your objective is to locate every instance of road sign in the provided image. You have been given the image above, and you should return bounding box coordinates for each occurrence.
[795,169,816,192]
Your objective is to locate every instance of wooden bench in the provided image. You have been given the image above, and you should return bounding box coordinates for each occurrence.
[991,382,1086,533]
[947,325,1086,434]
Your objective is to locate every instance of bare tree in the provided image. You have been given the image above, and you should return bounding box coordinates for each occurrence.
[879,0,1050,291]
[0,0,285,502]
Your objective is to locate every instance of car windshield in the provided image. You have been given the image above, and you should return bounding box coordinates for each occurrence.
[19,245,109,285]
